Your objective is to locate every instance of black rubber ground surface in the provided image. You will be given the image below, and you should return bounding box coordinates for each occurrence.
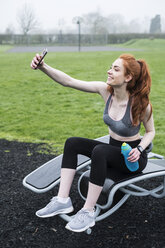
[0,139,165,248]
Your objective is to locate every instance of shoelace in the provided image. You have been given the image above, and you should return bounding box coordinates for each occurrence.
[73,210,93,223]
[46,197,58,208]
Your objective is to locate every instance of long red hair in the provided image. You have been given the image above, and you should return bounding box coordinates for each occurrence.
[107,54,152,126]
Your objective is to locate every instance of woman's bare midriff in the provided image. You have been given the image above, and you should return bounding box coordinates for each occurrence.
[109,128,141,141]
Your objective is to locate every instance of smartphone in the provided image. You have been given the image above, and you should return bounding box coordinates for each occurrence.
[38,48,48,66]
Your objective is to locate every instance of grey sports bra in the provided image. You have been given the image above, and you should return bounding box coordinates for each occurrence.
[103,94,141,137]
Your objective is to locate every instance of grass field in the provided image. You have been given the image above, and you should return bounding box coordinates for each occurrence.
[0,39,165,155]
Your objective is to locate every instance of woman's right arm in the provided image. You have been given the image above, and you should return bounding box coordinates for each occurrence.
[31,54,108,98]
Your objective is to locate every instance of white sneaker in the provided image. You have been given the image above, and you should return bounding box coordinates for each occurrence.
[36,197,74,218]
[65,208,95,232]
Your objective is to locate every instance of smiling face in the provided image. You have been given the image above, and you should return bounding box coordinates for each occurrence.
[106,58,131,88]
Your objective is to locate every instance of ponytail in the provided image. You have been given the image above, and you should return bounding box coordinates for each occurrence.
[129,59,152,125]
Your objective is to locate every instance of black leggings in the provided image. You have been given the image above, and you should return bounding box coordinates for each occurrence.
[61,136,148,186]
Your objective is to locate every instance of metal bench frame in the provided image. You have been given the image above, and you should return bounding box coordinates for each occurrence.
[23,135,165,234]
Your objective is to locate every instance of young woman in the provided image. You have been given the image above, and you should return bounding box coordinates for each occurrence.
[31,53,155,232]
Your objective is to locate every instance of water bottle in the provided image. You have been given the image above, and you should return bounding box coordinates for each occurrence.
[121,142,139,172]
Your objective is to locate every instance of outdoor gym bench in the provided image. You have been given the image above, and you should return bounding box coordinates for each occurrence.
[23,135,165,234]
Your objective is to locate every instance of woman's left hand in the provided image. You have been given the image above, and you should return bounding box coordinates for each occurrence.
[127,148,141,162]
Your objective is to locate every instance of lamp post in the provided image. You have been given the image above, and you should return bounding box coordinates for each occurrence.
[77,20,81,52]
[73,17,83,52]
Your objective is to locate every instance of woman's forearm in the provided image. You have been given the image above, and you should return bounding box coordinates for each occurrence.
[139,130,155,150]
[40,63,73,87]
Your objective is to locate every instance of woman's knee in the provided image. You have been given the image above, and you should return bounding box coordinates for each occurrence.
[64,137,80,151]
[91,144,106,159]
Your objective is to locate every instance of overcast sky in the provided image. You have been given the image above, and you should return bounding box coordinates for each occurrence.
[1,0,165,33]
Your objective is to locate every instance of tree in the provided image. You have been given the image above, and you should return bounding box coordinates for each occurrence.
[5,24,15,34]
[106,14,126,33]
[17,3,38,35]
[82,12,108,34]
[149,15,161,33]
[127,19,142,33]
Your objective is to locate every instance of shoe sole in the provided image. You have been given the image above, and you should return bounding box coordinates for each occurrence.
[36,206,74,218]
[65,221,95,233]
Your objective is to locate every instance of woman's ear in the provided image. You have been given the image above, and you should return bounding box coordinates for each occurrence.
[125,74,132,83]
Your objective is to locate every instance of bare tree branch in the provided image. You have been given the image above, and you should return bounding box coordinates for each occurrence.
[17,3,39,35]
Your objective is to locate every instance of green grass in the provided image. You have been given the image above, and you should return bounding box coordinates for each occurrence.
[0,39,165,155]
[122,38,165,50]
[0,45,13,52]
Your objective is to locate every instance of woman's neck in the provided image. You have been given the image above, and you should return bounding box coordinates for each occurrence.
[113,88,129,102]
